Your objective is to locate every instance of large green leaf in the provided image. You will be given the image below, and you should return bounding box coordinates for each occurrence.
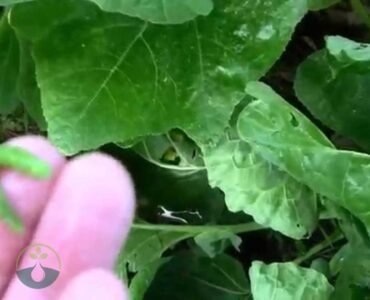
[145,252,250,300]
[16,36,46,128]
[249,261,333,300]
[117,221,260,273]
[10,0,307,154]
[89,0,214,24]
[129,258,170,300]
[295,36,370,151]
[326,203,370,299]
[202,135,318,239]
[333,246,370,299]
[0,12,20,114]
[238,81,370,227]
[116,227,192,273]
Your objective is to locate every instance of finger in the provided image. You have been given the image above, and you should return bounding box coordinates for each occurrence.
[0,136,65,295]
[58,269,128,300]
[3,153,135,299]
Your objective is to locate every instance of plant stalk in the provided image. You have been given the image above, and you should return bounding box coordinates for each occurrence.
[293,231,344,265]
[132,222,266,234]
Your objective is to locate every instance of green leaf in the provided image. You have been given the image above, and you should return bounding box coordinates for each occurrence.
[310,258,330,277]
[10,0,308,154]
[332,246,370,299]
[194,230,242,258]
[295,36,370,151]
[0,0,31,5]
[117,226,192,272]
[249,261,334,300]
[129,258,171,300]
[16,36,46,128]
[0,12,20,114]
[308,0,340,10]
[145,252,250,300]
[113,143,224,224]
[116,221,262,274]
[238,81,370,228]
[202,135,318,239]
[325,204,370,299]
[88,0,214,24]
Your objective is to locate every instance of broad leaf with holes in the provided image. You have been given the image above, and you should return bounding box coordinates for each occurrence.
[89,0,214,24]
[10,0,308,154]
[202,135,318,239]
[238,81,370,227]
[295,36,370,151]
[249,261,333,300]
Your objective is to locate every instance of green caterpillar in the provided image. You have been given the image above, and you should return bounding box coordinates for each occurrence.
[0,145,51,232]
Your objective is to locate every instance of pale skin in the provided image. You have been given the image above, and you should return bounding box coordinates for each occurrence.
[0,135,135,299]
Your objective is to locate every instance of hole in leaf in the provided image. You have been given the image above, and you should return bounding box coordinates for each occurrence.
[356,43,368,50]
[290,113,299,127]
[192,149,197,159]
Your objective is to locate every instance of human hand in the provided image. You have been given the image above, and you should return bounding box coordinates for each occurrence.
[0,135,135,299]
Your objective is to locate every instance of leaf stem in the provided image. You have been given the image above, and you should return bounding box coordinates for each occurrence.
[351,0,370,30]
[293,230,344,265]
[132,222,266,234]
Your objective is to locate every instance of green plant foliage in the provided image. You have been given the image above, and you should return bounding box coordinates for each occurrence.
[10,0,307,154]
[118,221,262,273]
[249,261,334,300]
[117,227,192,273]
[89,0,214,24]
[0,12,20,114]
[194,229,241,258]
[332,246,370,299]
[295,36,370,151]
[144,252,250,299]
[238,81,370,227]
[1,0,370,298]
[129,258,171,300]
[16,36,46,128]
[0,0,31,5]
[203,135,318,239]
